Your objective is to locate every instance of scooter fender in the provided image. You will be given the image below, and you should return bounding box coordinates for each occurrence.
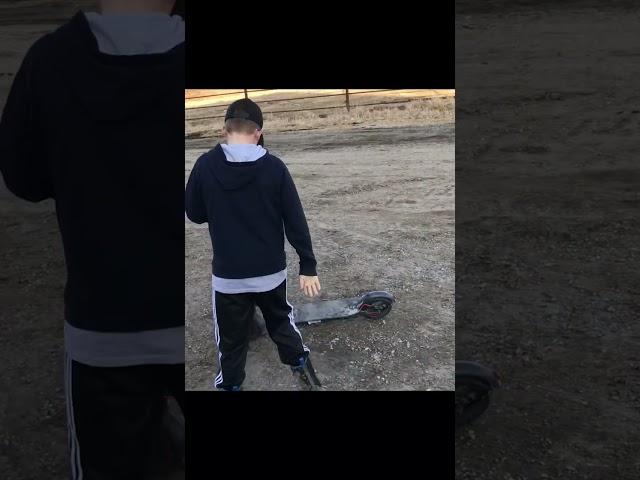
[456,361,501,389]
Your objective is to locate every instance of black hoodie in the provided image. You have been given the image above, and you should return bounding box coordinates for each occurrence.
[185,144,317,279]
[0,12,184,333]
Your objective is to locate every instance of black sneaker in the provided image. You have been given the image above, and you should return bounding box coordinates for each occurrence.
[222,385,242,391]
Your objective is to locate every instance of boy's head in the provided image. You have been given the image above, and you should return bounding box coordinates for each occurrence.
[223,99,264,146]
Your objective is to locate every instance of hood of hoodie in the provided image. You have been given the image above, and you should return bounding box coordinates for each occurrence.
[84,12,185,56]
[221,143,267,163]
[207,144,267,191]
[50,11,184,123]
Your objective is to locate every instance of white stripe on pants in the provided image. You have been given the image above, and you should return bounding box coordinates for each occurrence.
[64,352,83,480]
[285,280,309,353]
[212,286,224,387]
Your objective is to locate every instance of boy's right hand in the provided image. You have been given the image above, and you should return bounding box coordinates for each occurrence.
[299,275,321,298]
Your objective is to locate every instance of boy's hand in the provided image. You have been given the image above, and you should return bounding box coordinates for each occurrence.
[299,275,321,298]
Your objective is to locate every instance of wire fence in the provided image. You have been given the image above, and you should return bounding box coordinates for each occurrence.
[185,89,454,122]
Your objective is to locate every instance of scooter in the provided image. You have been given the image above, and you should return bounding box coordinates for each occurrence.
[293,290,395,325]
[249,290,394,338]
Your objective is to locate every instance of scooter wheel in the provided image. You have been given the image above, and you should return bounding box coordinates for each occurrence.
[455,376,494,429]
[359,297,393,320]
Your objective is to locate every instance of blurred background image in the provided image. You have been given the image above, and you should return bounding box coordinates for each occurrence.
[1,2,185,479]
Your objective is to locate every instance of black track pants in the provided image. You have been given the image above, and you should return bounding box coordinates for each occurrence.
[64,355,184,479]
[212,279,309,389]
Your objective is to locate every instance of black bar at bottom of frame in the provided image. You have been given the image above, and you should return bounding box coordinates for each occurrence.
[185,391,454,470]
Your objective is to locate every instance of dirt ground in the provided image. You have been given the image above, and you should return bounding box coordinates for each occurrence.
[455,1,640,479]
[185,124,455,391]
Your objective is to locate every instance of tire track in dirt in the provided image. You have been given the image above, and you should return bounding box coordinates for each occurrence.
[319,177,428,198]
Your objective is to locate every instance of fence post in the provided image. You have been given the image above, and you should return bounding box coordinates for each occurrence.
[345,89,350,112]
[244,89,248,99]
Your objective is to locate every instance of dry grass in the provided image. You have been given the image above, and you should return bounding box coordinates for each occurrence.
[186,95,455,139]
[184,89,453,108]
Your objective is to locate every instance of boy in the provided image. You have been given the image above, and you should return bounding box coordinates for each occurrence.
[185,98,323,391]
[0,1,185,478]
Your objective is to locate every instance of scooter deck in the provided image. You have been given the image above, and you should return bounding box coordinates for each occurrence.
[293,297,362,325]
[292,291,395,325]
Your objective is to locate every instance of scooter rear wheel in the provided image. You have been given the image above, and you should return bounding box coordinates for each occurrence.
[455,376,494,429]
[358,297,393,319]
